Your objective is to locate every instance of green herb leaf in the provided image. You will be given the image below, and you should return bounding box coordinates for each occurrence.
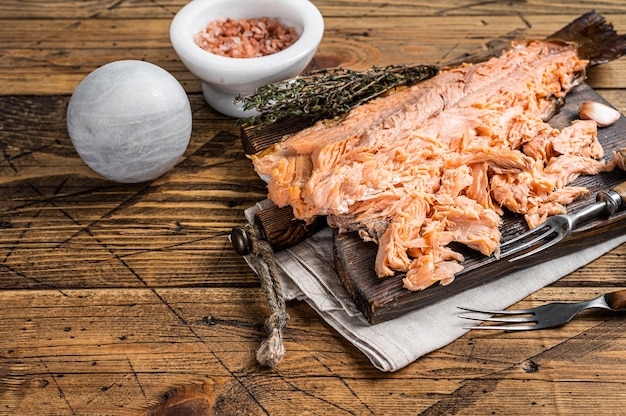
[234,63,439,129]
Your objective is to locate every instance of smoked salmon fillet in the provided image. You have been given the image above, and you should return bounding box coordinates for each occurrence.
[251,12,626,291]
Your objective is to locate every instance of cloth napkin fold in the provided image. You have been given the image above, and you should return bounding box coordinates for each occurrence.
[245,200,626,372]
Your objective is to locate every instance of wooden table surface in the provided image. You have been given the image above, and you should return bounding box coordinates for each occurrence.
[3,1,626,414]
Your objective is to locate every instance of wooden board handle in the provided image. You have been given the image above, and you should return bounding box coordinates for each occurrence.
[240,116,316,154]
[231,206,326,255]
[254,205,326,252]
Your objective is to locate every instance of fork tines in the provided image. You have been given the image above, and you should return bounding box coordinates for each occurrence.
[497,224,560,261]
[458,306,539,331]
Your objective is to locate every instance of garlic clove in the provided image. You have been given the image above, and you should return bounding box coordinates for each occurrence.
[614,148,626,171]
[578,100,621,127]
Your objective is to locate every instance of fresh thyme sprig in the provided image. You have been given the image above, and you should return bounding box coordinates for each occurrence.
[234,63,439,129]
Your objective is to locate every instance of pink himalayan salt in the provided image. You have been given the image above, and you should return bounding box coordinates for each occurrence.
[194,17,300,58]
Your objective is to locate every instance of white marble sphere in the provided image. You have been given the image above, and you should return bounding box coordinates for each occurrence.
[67,60,192,183]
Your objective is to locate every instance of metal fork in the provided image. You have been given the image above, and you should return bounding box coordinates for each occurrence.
[498,186,624,262]
[459,289,626,331]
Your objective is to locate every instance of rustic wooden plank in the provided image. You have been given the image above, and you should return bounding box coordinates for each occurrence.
[0,287,298,414]
[3,2,626,415]
[0,94,265,290]
[2,280,626,414]
[4,13,626,95]
[314,1,626,17]
[3,0,626,19]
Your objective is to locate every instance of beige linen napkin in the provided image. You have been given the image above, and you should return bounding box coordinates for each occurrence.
[244,200,626,372]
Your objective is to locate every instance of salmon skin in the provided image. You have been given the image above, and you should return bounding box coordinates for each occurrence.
[251,12,626,291]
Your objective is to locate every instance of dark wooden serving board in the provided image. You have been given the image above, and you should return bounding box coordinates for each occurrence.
[334,83,626,323]
[242,82,626,324]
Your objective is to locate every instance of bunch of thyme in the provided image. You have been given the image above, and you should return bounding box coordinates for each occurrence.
[234,63,439,129]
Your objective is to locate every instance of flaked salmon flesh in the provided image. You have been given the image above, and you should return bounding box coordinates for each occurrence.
[252,40,616,291]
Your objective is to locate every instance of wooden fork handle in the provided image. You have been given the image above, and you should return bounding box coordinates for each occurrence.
[611,180,626,203]
[595,180,626,217]
[605,289,626,309]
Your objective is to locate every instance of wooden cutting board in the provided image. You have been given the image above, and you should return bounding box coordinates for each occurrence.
[241,82,626,324]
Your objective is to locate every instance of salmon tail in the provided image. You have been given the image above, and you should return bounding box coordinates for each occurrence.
[547,10,626,66]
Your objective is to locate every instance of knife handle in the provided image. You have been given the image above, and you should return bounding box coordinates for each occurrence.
[232,205,326,255]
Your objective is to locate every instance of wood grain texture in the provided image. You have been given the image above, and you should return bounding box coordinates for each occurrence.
[4,4,626,95]
[2,1,626,415]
